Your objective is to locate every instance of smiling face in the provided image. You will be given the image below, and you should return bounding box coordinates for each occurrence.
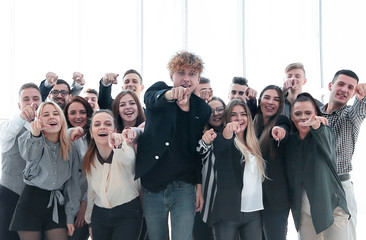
[208,100,225,130]
[40,103,62,134]
[19,87,42,110]
[67,102,87,128]
[123,73,144,99]
[119,93,138,127]
[328,74,357,108]
[49,83,70,109]
[90,112,115,145]
[171,68,200,94]
[260,89,280,120]
[230,105,248,133]
[83,92,99,111]
[291,101,316,139]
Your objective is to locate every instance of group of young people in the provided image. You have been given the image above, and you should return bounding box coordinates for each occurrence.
[0,51,365,240]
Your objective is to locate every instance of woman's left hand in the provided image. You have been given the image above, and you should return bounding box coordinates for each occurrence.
[195,184,204,212]
[299,115,328,130]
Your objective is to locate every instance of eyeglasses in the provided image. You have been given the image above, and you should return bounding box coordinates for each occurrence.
[50,90,69,97]
[211,106,225,115]
[231,90,245,96]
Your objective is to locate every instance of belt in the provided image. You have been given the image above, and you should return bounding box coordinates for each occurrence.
[338,173,351,182]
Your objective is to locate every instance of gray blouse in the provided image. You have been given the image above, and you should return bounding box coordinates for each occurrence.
[18,131,81,224]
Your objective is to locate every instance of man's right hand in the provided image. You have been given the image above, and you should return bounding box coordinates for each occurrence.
[103,73,119,85]
[20,103,37,122]
[46,72,58,86]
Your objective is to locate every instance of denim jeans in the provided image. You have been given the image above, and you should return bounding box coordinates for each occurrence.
[142,181,196,240]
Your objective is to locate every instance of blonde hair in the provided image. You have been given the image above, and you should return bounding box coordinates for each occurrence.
[168,51,204,75]
[37,101,72,160]
[225,99,266,180]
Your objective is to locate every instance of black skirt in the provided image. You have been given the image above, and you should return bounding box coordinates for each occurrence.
[10,185,66,232]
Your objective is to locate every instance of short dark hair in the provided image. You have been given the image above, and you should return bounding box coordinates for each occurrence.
[232,77,248,87]
[332,69,359,83]
[18,82,41,98]
[123,69,143,84]
[55,79,71,92]
[84,88,99,97]
[199,77,210,84]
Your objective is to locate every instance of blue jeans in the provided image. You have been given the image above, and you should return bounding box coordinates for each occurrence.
[142,181,196,240]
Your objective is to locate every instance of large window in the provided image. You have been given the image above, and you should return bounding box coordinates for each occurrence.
[1,1,365,236]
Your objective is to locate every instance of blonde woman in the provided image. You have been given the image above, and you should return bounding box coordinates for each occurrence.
[199,99,265,240]
[10,101,81,240]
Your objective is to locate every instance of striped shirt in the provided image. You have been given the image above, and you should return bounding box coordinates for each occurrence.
[196,139,217,224]
[320,97,366,175]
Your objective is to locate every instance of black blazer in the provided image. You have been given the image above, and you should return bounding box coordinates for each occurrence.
[209,133,245,225]
[135,81,212,179]
[97,79,114,110]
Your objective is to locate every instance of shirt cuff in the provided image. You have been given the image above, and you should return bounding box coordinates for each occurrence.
[101,80,112,87]
[44,80,53,88]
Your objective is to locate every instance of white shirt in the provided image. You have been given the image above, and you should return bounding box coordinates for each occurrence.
[241,152,264,212]
[0,113,31,153]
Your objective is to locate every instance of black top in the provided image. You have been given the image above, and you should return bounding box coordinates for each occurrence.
[258,115,291,212]
[141,108,199,192]
[136,81,212,189]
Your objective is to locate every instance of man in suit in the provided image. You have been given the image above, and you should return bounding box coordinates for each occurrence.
[136,51,212,240]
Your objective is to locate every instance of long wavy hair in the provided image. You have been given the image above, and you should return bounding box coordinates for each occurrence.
[111,90,145,133]
[37,101,72,160]
[224,99,266,180]
[83,109,116,175]
[253,85,284,160]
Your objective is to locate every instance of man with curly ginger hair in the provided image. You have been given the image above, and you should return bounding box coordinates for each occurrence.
[136,51,212,240]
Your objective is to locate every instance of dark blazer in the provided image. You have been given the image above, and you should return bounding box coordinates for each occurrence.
[98,79,114,110]
[261,115,291,212]
[208,133,245,225]
[285,125,349,234]
[135,81,211,180]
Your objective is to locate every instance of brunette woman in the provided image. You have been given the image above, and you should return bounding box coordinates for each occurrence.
[111,90,145,132]
[253,85,291,240]
[83,110,142,240]
[199,99,265,240]
[63,96,94,240]
[286,93,349,240]
[194,96,226,240]
[10,101,80,240]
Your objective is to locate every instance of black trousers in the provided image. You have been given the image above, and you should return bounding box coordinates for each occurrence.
[0,185,20,240]
[91,197,143,240]
[212,211,262,240]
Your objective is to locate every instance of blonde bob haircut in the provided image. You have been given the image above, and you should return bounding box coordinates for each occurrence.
[37,101,72,160]
[224,99,266,180]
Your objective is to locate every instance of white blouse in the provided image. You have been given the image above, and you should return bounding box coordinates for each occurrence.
[85,142,141,224]
[241,152,264,212]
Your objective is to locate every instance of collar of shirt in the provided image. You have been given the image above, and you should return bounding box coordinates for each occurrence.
[96,150,114,165]
[320,103,348,116]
